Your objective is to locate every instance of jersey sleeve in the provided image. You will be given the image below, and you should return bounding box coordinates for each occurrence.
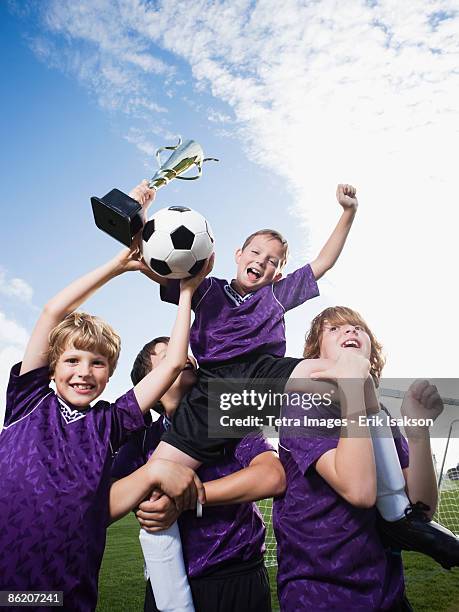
[109,388,146,452]
[279,399,340,475]
[111,418,165,479]
[284,433,339,476]
[234,432,275,468]
[160,277,213,310]
[273,263,319,312]
[395,435,409,470]
[111,432,146,479]
[4,363,52,427]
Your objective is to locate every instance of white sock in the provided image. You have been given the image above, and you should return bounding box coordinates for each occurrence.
[370,415,410,521]
[139,523,195,611]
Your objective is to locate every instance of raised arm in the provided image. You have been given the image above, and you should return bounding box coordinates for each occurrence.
[133,256,214,414]
[310,184,358,280]
[401,380,443,519]
[21,182,156,376]
[20,247,150,376]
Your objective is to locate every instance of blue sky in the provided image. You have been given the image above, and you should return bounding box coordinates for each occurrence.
[1,0,458,466]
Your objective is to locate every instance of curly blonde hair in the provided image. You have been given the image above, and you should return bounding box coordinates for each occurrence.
[48,312,121,376]
[303,306,385,383]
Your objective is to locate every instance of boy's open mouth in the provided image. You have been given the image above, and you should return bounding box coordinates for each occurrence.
[246,267,261,281]
[341,339,361,349]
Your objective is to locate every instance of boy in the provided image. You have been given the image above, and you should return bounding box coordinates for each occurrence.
[110,335,287,612]
[0,184,207,611]
[273,307,456,610]
[139,182,457,606]
[154,184,359,463]
[137,184,358,607]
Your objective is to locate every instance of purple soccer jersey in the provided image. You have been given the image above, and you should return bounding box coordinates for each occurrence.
[0,364,145,612]
[111,417,272,577]
[273,401,409,611]
[160,264,319,364]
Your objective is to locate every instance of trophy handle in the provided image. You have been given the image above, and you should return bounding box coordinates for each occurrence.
[155,137,183,168]
[175,157,220,181]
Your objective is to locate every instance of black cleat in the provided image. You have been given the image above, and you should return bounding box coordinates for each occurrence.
[377,502,459,570]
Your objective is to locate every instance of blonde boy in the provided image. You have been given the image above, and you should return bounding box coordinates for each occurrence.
[0,184,208,611]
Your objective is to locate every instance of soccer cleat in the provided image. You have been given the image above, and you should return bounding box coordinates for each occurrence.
[377,501,459,570]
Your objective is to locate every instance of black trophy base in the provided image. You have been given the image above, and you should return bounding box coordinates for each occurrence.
[91,189,143,247]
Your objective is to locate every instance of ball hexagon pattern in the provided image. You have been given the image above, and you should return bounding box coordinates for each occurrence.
[142,206,214,279]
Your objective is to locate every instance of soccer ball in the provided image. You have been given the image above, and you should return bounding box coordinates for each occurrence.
[142,206,214,279]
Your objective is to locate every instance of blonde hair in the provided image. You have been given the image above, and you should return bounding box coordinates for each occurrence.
[303,306,385,383]
[241,229,289,268]
[48,312,121,376]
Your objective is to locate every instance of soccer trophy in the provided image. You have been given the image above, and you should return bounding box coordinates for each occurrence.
[91,138,218,246]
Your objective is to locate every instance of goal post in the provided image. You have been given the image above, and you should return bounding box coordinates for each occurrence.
[436,419,459,535]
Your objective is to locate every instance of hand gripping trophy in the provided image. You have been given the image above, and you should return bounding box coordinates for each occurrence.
[91,138,218,247]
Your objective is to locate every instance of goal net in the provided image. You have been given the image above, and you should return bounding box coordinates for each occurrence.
[436,419,459,536]
[257,394,459,568]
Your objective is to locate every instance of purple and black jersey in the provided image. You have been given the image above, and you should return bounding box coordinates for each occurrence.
[0,364,145,612]
[111,416,272,578]
[273,400,409,611]
[160,263,319,365]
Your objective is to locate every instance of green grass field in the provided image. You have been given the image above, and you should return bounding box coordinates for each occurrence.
[97,487,459,611]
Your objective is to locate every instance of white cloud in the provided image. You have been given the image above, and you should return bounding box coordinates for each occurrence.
[0,312,29,430]
[124,125,179,158]
[0,270,34,304]
[29,0,174,116]
[0,311,29,347]
[32,0,459,377]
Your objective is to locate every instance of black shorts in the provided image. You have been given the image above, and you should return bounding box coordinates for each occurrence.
[144,556,271,612]
[162,353,303,463]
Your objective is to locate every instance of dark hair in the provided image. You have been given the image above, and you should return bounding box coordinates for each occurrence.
[130,336,170,385]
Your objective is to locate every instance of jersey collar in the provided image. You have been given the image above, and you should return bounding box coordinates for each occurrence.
[57,396,89,424]
[224,283,254,306]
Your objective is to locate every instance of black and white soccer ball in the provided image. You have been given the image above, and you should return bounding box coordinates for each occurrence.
[142,206,214,279]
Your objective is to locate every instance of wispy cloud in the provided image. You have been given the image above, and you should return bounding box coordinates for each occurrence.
[28,0,174,118]
[0,311,29,429]
[0,311,28,347]
[23,0,459,375]
[0,269,34,304]
[30,1,459,186]
[0,266,35,427]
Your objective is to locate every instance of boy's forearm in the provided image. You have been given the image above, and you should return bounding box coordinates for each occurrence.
[317,381,377,507]
[404,434,438,517]
[20,255,125,375]
[310,208,356,280]
[336,383,376,495]
[133,289,193,413]
[204,454,286,505]
[45,257,123,319]
[163,289,193,370]
[364,376,380,415]
[109,464,155,523]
